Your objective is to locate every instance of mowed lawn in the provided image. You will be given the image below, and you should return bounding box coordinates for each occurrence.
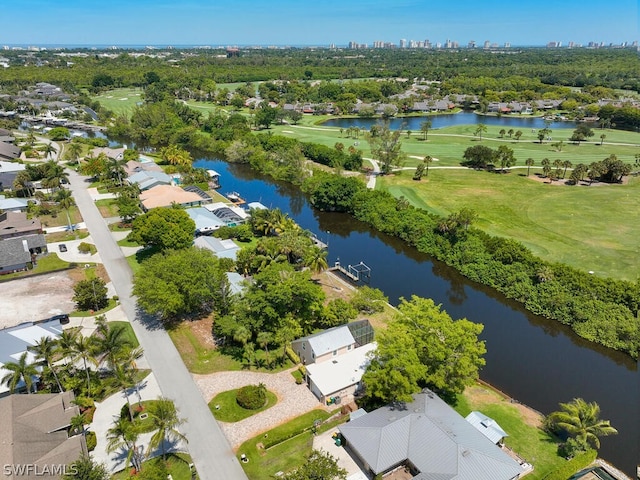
[378,170,640,281]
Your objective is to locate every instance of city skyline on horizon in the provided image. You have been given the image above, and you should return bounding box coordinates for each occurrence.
[1,0,637,47]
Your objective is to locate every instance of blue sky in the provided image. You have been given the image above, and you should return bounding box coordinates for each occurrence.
[1,0,637,46]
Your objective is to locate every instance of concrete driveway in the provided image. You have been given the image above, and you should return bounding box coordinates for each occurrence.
[313,429,369,480]
[47,236,102,264]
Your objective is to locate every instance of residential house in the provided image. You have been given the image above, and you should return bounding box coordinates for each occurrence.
[226,272,247,296]
[123,159,164,177]
[139,185,209,211]
[186,207,226,235]
[465,411,509,445]
[0,391,87,480]
[194,236,240,260]
[0,319,63,395]
[0,197,29,212]
[305,342,376,405]
[203,202,249,227]
[0,234,47,274]
[0,172,20,192]
[292,320,374,366]
[0,142,21,161]
[89,146,125,161]
[128,170,173,191]
[0,212,42,240]
[339,391,524,480]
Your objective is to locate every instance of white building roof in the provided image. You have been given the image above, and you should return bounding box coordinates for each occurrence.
[306,342,376,397]
[0,161,26,173]
[465,411,509,444]
[305,325,355,357]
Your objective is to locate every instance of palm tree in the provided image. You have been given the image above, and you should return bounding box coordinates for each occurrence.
[514,130,522,142]
[562,160,573,179]
[256,331,273,363]
[547,398,618,449]
[1,352,39,394]
[304,247,328,274]
[507,128,514,138]
[233,325,252,347]
[69,413,87,437]
[525,158,534,177]
[107,416,143,472]
[28,336,64,393]
[498,128,506,138]
[43,142,57,161]
[58,329,79,365]
[599,134,606,146]
[420,120,432,141]
[423,155,433,176]
[56,188,75,232]
[72,335,97,396]
[93,322,132,370]
[147,397,188,459]
[474,123,487,141]
[66,142,83,162]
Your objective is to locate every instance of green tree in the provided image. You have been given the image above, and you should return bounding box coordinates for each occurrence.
[106,416,143,472]
[363,296,485,405]
[146,397,187,459]
[1,352,38,394]
[160,144,193,172]
[133,247,229,321]
[507,128,514,138]
[303,247,329,273]
[423,155,433,176]
[420,119,432,141]
[283,450,347,480]
[514,130,523,141]
[73,277,109,311]
[474,123,487,141]
[546,398,618,450]
[366,120,406,174]
[28,336,64,393]
[64,455,109,480]
[128,207,195,251]
[308,176,365,212]
[495,145,516,171]
[49,127,70,141]
[599,133,606,145]
[56,188,75,232]
[72,335,97,396]
[498,128,506,138]
[525,157,535,176]
[462,145,495,169]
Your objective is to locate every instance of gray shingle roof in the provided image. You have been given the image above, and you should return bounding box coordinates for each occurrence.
[339,392,522,480]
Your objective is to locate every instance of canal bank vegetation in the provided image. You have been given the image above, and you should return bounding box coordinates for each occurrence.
[301,173,639,358]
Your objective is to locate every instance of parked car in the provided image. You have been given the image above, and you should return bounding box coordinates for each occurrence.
[58,244,67,252]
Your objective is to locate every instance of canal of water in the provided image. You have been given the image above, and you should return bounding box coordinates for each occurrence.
[195,157,638,475]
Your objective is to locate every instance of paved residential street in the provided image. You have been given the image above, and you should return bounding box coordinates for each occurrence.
[67,169,248,479]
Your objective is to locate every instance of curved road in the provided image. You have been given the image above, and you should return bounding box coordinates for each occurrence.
[67,169,247,480]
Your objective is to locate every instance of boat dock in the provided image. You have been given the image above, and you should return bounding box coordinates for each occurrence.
[329,261,371,283]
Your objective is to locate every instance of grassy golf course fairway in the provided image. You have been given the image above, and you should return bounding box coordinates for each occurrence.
[378,169,640,281]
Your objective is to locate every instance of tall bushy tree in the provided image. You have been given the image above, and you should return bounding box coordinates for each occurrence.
[127,207,195,251]
[133,247,229,321]
[363,296,486,405]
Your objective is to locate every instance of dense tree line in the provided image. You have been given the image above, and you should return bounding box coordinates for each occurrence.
[301,172,640,358]
[1,48,637,92]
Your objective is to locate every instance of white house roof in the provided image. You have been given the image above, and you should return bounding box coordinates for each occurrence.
[226,272,246,295]
[247,202,268,210]
[0,320,62,394]
[128,170,172,190]
[306,342,376,397]
[194,235,240,260]
[465,411,509,445]
[301,325,356,357]
[0,198,29,211]
[0,161,25,173]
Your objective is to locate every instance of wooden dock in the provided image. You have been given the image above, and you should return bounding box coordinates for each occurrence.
[329,261,371,283]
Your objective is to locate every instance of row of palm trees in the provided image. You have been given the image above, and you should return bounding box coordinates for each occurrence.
[1,317,142,397]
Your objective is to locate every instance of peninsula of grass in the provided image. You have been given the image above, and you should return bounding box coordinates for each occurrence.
[455,383,565,480]
[378,170,640,281]
[208,388,278,422]
[236,409,333,480]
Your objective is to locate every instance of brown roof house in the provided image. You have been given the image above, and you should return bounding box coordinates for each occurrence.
[140,185,210,211]
[0,211,43,239]
[0,391,87,480]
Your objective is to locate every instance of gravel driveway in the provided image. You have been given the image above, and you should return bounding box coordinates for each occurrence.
[193,369,327,449]
[0,271,76,328]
